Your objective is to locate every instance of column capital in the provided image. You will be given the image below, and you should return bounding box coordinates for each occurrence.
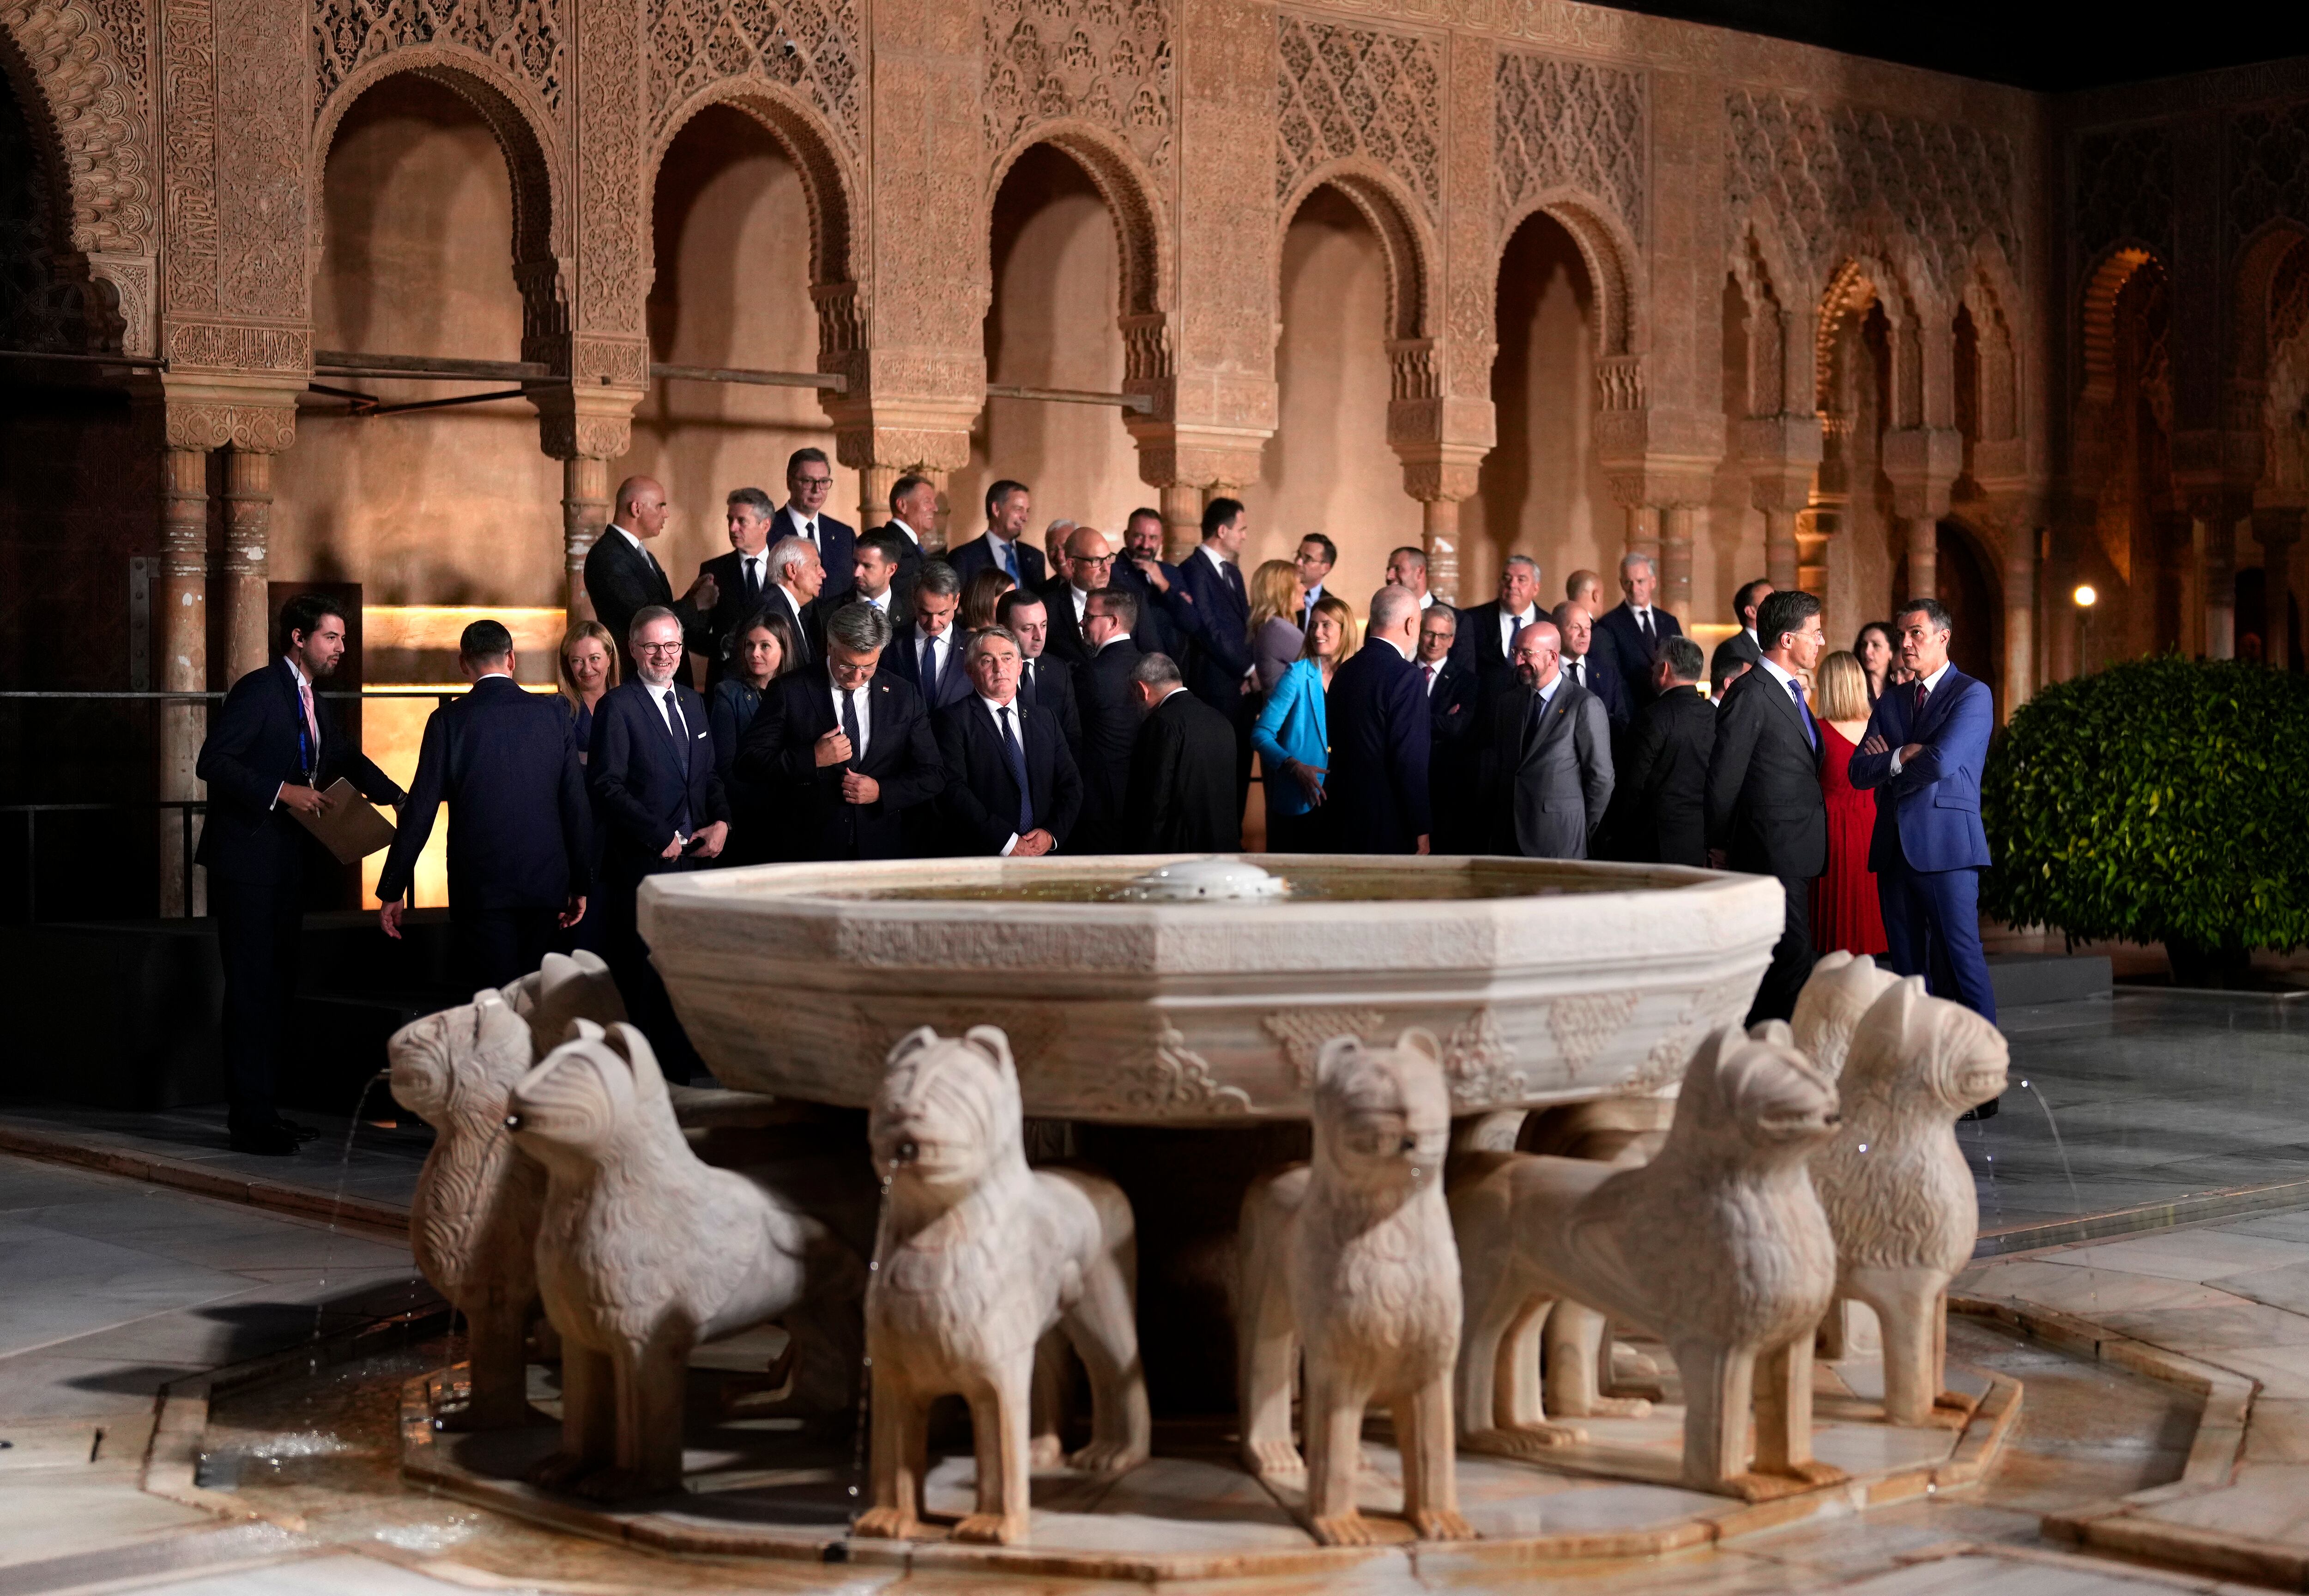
[533,383,642,464]
[1880,427,1963,520]
[2253,504,2306,548]
[156,373,301,454]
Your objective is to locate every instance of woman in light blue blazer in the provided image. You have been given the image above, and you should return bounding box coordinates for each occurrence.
[1252,594,1356,852]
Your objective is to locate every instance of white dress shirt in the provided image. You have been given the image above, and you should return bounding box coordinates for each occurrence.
[829,678,873,756]
[890,517,924,549]
[1069,584,1091,625]
[918,628,950,686]
[1887,661,1952,774]
[983,532,1024,574]
[739,548,768,595]
[271,654,320,808]
[1627,603,1658,638]
[980,692,1027,857]
[654,683,690,743]
[785,505,821,549]
[1564,653,1590,690]
[1198,544,1233,583]
[1419,657,1445,695]
[1418,591,1435,610]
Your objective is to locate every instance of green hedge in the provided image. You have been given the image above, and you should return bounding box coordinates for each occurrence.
[1983,655,2309,958]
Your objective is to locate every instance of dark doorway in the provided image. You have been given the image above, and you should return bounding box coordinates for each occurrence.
[2235,566,2304,670]
[1932,522,1999,704]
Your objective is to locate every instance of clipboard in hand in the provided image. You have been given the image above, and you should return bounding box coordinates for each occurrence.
[290,778,397,863]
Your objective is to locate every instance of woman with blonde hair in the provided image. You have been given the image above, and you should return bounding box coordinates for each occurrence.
[1809,649,1886,955]
[557,620,619,763]
[1251,592,1358,852]
[1246,558,1305,694]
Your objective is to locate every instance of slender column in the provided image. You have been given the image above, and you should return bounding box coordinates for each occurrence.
[857,464,900,534]
[221,447,274,683]
[1658,505,1696,617]
[1620,503,1660,568]
[2199,506,2238,660]
[160,446,210,918]
[2002,531,2038,718]
[2255,508,2302,670]
[1159,481,1203,565]
[1419,498,1463,605]
[561,456,612,620]
[1763,508,1800,591]
[1902,518,1938,604]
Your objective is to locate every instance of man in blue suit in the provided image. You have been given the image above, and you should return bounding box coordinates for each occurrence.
[1326,586,1432,854]
[376,620,591,991]
[881,559,973,709]
[1849,597,1999,1026]
[948,479,1046,590]
[1174,496,1255,813]
[197,592,405,1154]
[589,607,729,1079]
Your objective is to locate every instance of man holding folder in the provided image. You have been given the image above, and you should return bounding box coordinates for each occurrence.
[197,593,404,1155]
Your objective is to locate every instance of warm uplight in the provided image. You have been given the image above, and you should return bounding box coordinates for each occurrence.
[2073,584,2097,608]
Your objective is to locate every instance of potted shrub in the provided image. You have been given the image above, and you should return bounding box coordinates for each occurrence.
[1983,656,2309,987]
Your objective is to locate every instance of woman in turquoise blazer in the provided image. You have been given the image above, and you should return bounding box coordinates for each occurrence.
[1253,594,1356,852]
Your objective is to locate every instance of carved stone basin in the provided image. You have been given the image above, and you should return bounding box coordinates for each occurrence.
[641,855,1781,1125]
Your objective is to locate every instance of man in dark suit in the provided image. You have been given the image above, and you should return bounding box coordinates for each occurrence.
[767,447,856,602]
[1707,578,1773,691]
[734,601,945,861]
[1385,544,1439,612]
[376,620,590,991]
[1292,533,1336,629]
[1071,588,1145,853]
[588,607,729,1080]
[848,527,909,635]
[1414,605,1482,853]
[1124,652,1239,852]
[197,593,406,1154]
[1174,497,1255,813]
[1850,597,1999,1026]
[1553,600,1632,733]
[1117,507,1206,661]
[881,559,971,710]
[948,479,1045,590]
[582,475,719,685]
[1483,619,1614,859]
[997,589,1082,758]
[696,486,780,677]
[754,535,827,669]
[1705,588,1827,1026]
[1450,553,1546,703]
[875,474,937,617]
[1616,635,1715,867]
[934,626,1084,856]
[1593,551,1683,707]
[1325,586,1432,854]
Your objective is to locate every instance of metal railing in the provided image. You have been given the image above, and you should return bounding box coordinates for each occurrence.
[0,800,206,923]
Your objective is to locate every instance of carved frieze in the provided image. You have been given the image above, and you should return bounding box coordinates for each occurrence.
[648,0,862,152]
[1262,1006,1388,1084]
[1093,1023,1252,1116]
[577,0,647,333]
[1276,14,1442,220]
[983,0,1172,172]
[1724,90,2019,295]
[313,0,567,119]
[1494,51,1644,243]
[165,318,309,370]
[2070,124,2173,265]
[2230,103,2309,248]
[1546,990,1638,1081]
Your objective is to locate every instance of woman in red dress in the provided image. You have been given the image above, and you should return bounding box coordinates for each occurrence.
[1810,650,1888,956]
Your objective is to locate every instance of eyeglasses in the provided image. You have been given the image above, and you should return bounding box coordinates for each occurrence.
[1074,553,1116,569]
[794,475,834,489]
[636,641,684,656]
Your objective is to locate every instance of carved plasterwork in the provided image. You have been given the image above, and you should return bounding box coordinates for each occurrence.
[2071,124,2173,265]
[313,0,567,120]
[1276,14,1441,222]
[1495,51,1643,244]
[1093,1022,1252,1117]
[2231,103,2309,249]
[1724,90,2018,298]
[648,0,861,154]
[983,0,1171,174]
[0,62,95,353]
[1547,990,1639,1081]
[577,0,646,334]
[1262,1007,1387,1085]
[1442,1007,1526,1107]
[1,0,155,258]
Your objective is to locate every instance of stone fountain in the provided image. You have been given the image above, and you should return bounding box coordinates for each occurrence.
[391,856,2024,1580]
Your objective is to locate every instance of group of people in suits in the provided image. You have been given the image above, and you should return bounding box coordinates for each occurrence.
[193,454,2001,1149]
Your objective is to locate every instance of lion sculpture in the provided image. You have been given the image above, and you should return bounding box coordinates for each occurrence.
[854,1026,1149,1546]
[387,951,624,1428]
[1791,951,1903,1082]
[507,1020,865,1500]
[1449,1023,1845,1498]
[1237,1030,1475,1546]
[1814,977,2008,1426]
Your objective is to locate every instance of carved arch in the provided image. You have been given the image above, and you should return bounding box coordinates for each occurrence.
[313,52,569,355]
[1279,158,1437,348]
[655,80,865,371]
[1727,216,1808,420]
[1959,236,2025,447]
[0,27,98,352]
[988,119,1171,382]
[1497,191,1638,359]
[2233,223,2309,393]
[0,0,152,258]
[2077,246,2162,412]
[1816,251,1931,427]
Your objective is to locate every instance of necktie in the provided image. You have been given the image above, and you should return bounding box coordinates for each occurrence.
[1021,659,1038,711]
[296,679,319,776]
[1915,679,1931,720]
[1507,611,1524,655]
[1790,679,1818,751]
[743,556,762,604]
[840,686,863,770]
[923,634,940,692]
[998,706,1034,835]
[802,519,818,550]
[1570,658,1585,688]
[661,689,693,834]
[1421,663,1435,693]
[1226,560,1245,607]
[1001,539,1020,582]
[1638,608,1654,643]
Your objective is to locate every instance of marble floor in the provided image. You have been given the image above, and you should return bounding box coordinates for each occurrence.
[6,1147,2309,1596]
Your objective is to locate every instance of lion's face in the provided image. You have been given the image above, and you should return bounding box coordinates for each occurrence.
[1854,981,2008,1115]
[1709,1022,1842,1152]
[1313,1031,1451,1191]
[870,1027,1021,1192]
[388,990,533,1128]
[506,1021,634,1167]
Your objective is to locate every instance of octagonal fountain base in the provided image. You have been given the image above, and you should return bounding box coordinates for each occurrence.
[400,1342,2021,1583]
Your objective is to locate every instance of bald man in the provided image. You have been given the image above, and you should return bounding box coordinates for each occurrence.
[583,475,719,685]
[1040,525,1122,665]
[1484,618,1614,859]
[1325,585,1432,855]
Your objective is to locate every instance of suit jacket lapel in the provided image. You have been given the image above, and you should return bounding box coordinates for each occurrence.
[1914,668,1964,741]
